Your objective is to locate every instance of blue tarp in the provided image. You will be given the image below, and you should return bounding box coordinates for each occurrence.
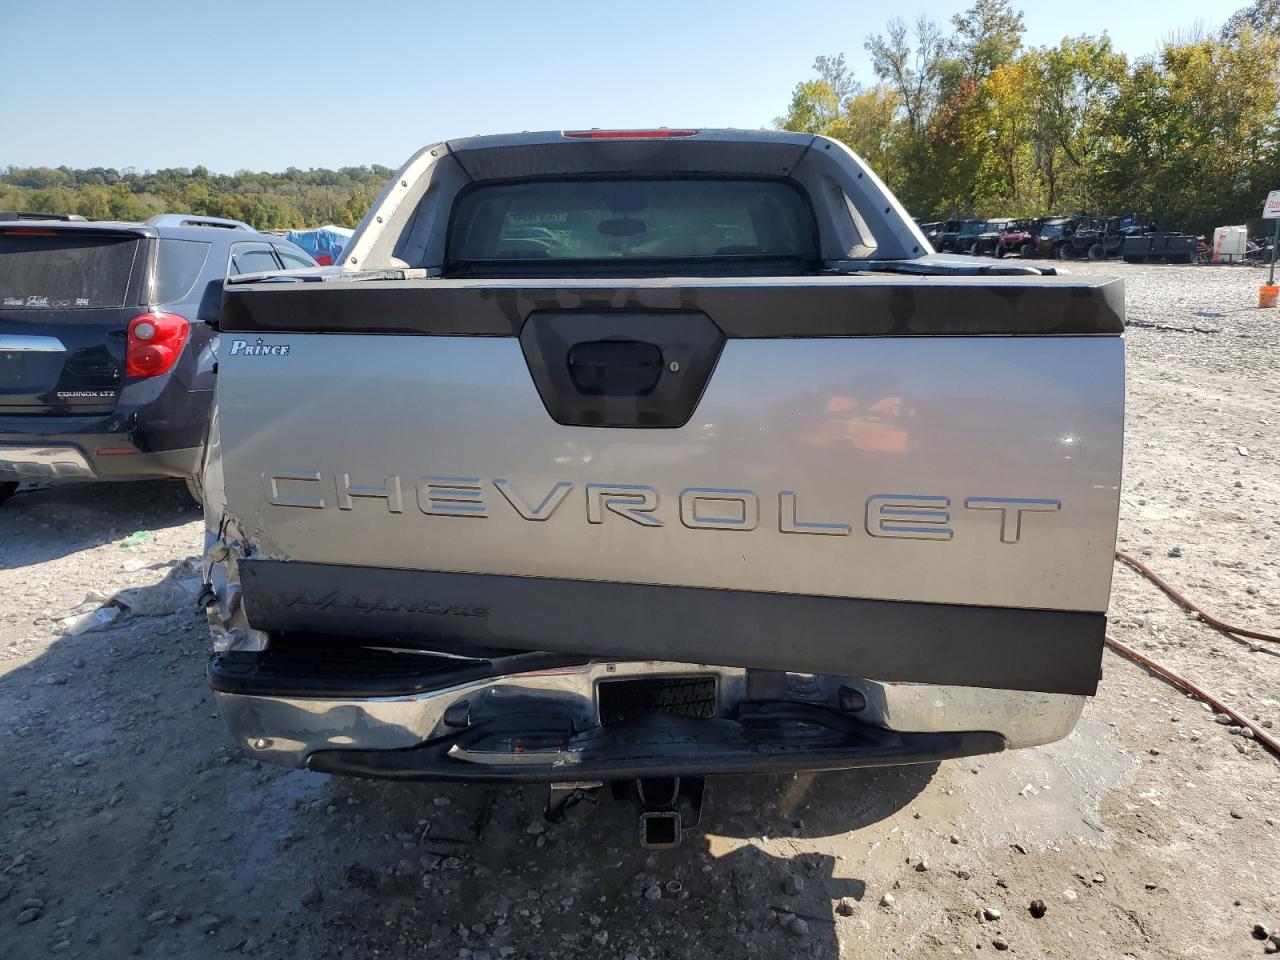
[285,225,354,265]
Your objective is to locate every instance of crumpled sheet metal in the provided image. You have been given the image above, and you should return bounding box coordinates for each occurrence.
[204,526,269,653]
[202,403,269,653]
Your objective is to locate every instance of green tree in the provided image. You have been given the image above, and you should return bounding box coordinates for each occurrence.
[862,17,953,212]
[775,1,1280,231]
[0,163,396,230]
[864,17,948,138]
[950,0,1025,77]
[74,185,112,220]
[1223,0,1280,38]
[341,189,374,228]
[1095,26,1280,231]
[1025,37,1128,210]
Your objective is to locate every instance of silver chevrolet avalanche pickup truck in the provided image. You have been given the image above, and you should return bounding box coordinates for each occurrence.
[201,129,1123,845]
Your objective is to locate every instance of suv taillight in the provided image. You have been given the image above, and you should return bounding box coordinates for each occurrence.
[126,312,189,378]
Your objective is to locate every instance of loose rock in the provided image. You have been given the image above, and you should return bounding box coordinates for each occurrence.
[784,914,809,938]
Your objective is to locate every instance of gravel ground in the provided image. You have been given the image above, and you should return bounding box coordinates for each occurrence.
[1,261,1279,960]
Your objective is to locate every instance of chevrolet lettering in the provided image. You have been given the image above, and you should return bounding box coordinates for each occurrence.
[261,471,1063,544]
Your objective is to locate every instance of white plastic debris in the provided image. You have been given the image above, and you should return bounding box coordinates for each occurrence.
[61,606,121,636]
[112,567,202,616]
[58,558,202,634]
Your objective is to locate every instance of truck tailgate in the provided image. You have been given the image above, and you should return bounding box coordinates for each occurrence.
[214,275,1123,695]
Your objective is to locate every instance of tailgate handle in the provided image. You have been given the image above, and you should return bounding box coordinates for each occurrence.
[566,340,663,397]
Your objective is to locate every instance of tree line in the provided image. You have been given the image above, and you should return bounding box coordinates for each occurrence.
[777,0,1280,235]
[0,164,394,231]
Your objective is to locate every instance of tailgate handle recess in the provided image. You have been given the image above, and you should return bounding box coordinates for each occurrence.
[566,340,663,397]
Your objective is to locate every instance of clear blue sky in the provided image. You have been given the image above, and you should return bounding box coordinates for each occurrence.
[0,0,1235,173]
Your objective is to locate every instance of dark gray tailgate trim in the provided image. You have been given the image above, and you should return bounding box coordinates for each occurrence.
[219,276,1124,337]
[238,560,1105,696]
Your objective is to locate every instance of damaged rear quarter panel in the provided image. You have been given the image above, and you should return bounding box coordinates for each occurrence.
[202,403,271,652]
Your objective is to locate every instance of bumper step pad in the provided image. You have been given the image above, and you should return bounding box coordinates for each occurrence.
[306,702,1004,783]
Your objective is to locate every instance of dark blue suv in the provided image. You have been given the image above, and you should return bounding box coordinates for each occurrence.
[0,214,316,507]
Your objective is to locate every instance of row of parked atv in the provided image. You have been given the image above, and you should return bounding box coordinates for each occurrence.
[919,215,1198,263]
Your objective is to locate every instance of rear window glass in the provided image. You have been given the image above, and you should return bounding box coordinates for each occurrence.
[230,246,281,275]
[274,246,316,270]
[447,179,817,264]
[0,232,139,309]
[154,239,211,303]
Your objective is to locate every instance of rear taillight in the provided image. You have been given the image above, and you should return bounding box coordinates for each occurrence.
[126,312,189,378]
[563,128,697,139]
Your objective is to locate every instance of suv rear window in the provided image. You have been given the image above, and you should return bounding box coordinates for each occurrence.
[446,179,817,270]
[0,232,140,309]
[154,238,211,304]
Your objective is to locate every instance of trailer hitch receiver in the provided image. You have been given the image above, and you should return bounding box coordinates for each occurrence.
[618,776,706,849]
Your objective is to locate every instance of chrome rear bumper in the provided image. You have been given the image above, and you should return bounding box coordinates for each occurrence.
[211,658,1083,770]
[214,661,747,766]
